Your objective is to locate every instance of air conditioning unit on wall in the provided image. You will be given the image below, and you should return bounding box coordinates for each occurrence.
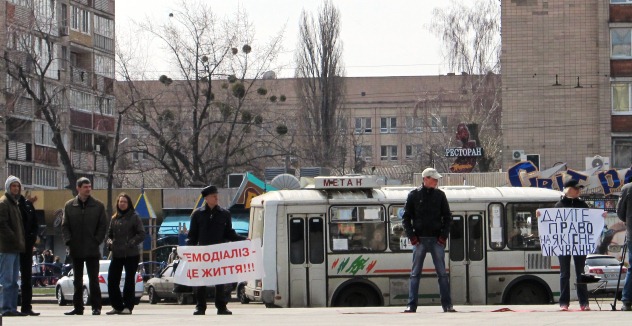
[585,156,610,170]
[512,149,526,161]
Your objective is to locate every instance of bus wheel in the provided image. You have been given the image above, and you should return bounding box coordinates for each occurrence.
[506,282,548,304]
[334,285,380,307]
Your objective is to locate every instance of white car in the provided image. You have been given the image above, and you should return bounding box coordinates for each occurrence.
[55,260,144,306]
[584,254,627,296]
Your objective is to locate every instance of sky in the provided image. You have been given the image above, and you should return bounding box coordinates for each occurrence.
[115,0,478,78]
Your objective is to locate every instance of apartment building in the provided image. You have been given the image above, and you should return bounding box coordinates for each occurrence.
[501,0,632,172]
[1,0,116,189]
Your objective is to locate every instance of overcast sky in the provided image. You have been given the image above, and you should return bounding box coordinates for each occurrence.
[115,0,478,78]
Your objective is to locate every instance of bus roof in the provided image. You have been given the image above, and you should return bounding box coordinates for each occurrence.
[250,186,562,206]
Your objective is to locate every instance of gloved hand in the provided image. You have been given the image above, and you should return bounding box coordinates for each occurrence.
[409,236,419,246]
[437,236,447,247]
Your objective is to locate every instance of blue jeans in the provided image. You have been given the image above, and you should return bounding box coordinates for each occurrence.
[0,253,21,314]
[621,242,632,304]
[558,255,589,307]
[407,237,452,310]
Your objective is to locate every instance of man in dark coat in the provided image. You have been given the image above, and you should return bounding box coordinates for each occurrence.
[186,185,246,316]
[617,178,632,311]
[18,193,40,316]
[61,177,108,316]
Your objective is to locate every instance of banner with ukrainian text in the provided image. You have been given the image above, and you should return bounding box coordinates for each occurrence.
[537,208,604,256]
[174,239,264,286]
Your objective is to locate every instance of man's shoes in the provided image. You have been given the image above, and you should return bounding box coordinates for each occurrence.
[193,310,206,315]
[3,311,27,317]
[217,309,233,315]
[622,303,632,311]
[64,309,84,315]
[105,309,122,315]
[403,306,416,313]
[120,308,132,315]
[92,309,101,315]
[444,307,457,313]
[559,305,569,311]
[22,310,40,316]
[580,305,591,311]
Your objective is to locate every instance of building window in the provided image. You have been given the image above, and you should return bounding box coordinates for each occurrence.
[35,122,55,147]
[70,6,90,34]
[8,163,32,185]
[405,144,423,160]
[96,96,114,115]
[132,151,145,162]
[612,1,632,5]
[70,90,95,112]
[612,28,632,58]
[430,116,448,132]
[338,117,348,135]
[613,138,632,169]
[94,15,114,38]
[95,54,115,78]
[354,117,372,134]
[380,145,398,161]
[34,167,58,188]
[380,117,397,134]
[405,117,423,133]
[354,145,372,162]
[613,83,632,113]
[72,132,92,152]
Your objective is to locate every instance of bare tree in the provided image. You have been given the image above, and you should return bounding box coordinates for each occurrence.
[3,2,117,194]
[117,1,290,187]
[294,0,346,169]
[429,0,502,172]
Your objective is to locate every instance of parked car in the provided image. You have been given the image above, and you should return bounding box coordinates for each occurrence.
[145,261,221,305]
[137,261,166,282]
[241,279,262,304]
[584,254,627,297]
[55,260,144,306]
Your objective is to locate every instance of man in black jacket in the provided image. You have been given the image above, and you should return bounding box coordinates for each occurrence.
[187,185,246,316]
[402,168,455,313]
[19,194,40,316]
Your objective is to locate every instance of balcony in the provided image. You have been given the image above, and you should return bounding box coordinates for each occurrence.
[6,141,32,162]
[94,34,114,53]
[34,145,59,166]
[71,150,94,171]
[70,66,92,88]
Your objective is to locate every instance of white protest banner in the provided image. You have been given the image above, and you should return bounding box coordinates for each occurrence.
[537,208,604,256]
[174,239,264,286]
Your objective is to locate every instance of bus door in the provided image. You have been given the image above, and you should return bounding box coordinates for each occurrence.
[288,214,326,307]
[449,212,486,305]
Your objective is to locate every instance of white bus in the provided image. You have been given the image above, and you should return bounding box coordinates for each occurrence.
[245,175,567,308]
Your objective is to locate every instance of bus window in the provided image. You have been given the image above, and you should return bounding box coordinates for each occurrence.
[488,203,505,250]
[250,207,264,245]
[309,218,324,264]
[388,205,407,251]
[506,202,554,250]
[290,219,305,264]
[329,205,385,252]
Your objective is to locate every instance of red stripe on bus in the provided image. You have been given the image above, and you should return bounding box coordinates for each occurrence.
[488,266,525,271]
[373,268,448,274]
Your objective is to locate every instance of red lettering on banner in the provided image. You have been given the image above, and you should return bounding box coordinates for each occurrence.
[235,265,243,273]
[187,269,198,279]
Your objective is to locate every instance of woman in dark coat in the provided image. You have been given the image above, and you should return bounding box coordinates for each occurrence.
[105,193,145,315]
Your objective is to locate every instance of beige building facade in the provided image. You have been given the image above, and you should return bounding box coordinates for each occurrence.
[501,0,632,172]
